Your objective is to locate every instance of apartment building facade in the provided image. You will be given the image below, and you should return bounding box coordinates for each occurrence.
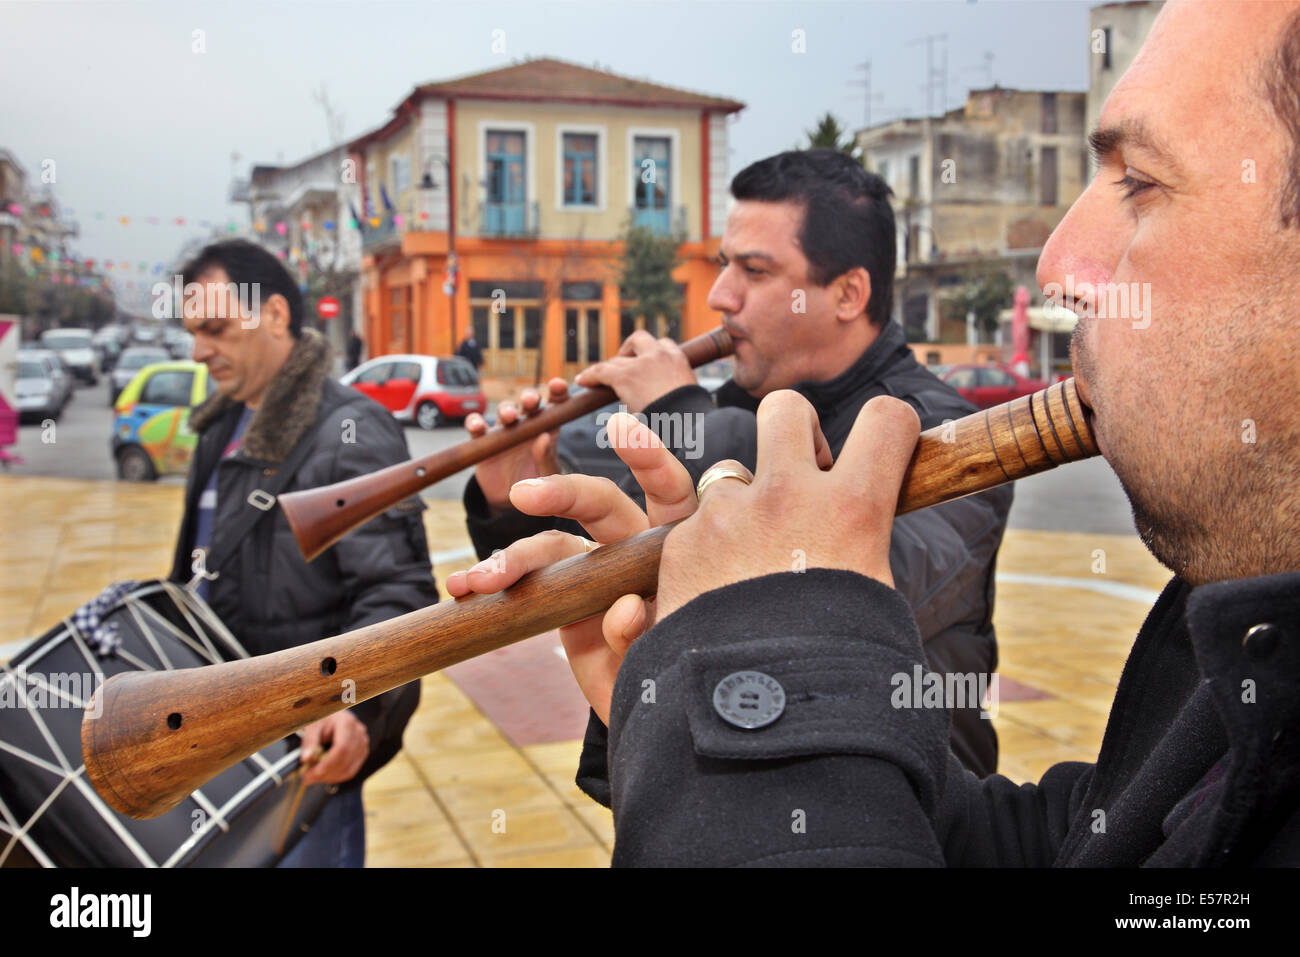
[857,87,1087,345]
[350,57,743,381]
[228,145,363,362]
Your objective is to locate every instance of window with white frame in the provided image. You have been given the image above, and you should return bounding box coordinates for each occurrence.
[562,133,598,206]
[390,154,411,195]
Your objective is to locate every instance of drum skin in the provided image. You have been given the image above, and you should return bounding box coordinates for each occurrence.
[0,581,328,868]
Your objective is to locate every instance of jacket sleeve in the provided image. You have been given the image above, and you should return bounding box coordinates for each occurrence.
[604,569,1087,866]
[321,401,440,736]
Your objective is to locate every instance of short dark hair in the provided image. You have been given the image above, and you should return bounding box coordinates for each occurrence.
[180,239,304,337]
[730,148,896,326]
[1265,7,1300,228]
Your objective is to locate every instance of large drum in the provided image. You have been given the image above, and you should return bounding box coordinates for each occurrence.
[0,580,328,867]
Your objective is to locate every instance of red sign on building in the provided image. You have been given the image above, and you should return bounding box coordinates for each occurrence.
[317,296,341,319]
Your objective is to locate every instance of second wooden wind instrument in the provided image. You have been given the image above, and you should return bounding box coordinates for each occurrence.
[82,380,1097,820]
[278,326,735,561]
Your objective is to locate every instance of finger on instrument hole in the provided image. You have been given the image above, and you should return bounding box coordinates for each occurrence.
[754,390,825,482]
[574,361,608,388]
[519,389,541,414]
[602,593,651,656]
[497,400,519,426]
[605,413,697,525]
[465,411,487,435]
[546,378,569,402]
[452,530,590,595]
[832,395,921,506]
[509,473,650,543]
[618,329,656,357]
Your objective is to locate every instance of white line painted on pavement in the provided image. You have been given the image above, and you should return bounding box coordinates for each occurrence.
[996,573,1161,605]
[431,545,476,565]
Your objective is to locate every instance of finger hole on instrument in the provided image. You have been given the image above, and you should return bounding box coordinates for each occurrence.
[754,390,823,481]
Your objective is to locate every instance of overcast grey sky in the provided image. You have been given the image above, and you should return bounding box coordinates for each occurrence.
[0,0,1093,307]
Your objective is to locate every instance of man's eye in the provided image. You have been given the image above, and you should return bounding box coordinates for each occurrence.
[1113,169,1157,199]
[744,266,764,276]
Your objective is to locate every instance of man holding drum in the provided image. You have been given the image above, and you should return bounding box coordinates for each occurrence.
[451,0,1300,864]
[174,240,439,867]
[457,149,1014,782]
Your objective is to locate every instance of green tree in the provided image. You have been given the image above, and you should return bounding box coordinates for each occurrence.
[616,223,684,336]
[944,265,1015,338]
[803,112,859,155]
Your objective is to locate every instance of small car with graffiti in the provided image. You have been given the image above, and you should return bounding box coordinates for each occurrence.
[111,360,212,481]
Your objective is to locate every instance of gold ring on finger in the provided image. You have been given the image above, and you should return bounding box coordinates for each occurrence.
[695,464,753,502]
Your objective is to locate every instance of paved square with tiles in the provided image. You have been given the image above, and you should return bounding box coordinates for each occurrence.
[0,474,1170,866]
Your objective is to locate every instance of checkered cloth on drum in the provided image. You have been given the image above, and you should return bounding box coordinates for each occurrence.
[70,580,139,657]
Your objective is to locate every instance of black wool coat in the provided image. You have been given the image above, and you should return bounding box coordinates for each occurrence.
[603,568,1300,866]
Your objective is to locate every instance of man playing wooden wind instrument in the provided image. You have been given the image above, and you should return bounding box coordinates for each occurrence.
[456,149,1014,787]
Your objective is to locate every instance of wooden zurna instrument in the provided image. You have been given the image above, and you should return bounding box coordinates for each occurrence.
[278,327,736,561]
[82,380,1097,819]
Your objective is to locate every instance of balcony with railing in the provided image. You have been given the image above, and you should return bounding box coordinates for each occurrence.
[478,200,540,238]
[361,217,400,251]
[628,204,687,237]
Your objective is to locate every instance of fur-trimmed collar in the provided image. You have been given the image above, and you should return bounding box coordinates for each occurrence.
[189,328,332,463]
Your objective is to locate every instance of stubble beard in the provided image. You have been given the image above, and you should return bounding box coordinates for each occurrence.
[1073,327,1300,586]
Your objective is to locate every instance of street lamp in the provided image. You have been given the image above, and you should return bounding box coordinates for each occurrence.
[420,154,458,350]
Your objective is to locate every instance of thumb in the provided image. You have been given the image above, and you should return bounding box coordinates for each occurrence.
[298,721,322,760]
[602,594,652,657]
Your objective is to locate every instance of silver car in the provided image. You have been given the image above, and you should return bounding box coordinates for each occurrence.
[16,349,73,422]
[109,347,172,405]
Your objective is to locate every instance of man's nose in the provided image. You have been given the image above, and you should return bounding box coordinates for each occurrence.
[706,268,740,315]
[1036,183,1124,304]
[190,336,213,362]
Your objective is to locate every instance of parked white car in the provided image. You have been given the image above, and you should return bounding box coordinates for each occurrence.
[40,327,99,384]
[16,348,73,422]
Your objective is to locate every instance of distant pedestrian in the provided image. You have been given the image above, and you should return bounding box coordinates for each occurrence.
[456,332,484,370]
[347,330,364,371]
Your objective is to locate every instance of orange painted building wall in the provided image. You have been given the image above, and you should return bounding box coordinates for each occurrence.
[362,234,723,381]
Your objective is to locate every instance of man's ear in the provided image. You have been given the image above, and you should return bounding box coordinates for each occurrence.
[835,267,872,323]
[263,293,292,337]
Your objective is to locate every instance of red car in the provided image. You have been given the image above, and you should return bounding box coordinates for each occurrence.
[341,354,486,429]
[939,364,1048,409]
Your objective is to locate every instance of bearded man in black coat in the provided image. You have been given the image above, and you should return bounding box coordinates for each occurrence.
[449,0,1300,866]
[456,149,1013,781]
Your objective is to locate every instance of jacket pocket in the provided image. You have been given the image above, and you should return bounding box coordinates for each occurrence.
[676,638,951,813]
